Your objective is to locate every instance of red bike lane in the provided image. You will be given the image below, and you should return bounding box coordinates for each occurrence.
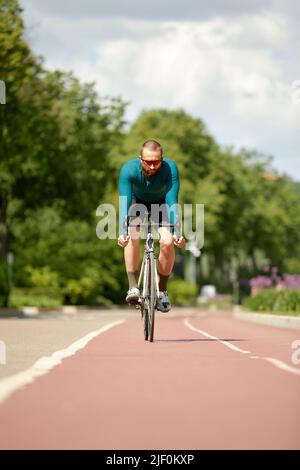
[0,312,299,449]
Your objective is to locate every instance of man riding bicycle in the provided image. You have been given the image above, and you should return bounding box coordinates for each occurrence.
[118,139,185,312]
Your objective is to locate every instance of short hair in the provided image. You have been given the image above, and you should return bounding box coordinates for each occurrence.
[140,139,163,156]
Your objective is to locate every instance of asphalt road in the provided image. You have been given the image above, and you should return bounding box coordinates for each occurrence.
[0,307,299,449]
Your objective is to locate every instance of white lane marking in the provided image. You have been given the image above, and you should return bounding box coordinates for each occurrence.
[184,318,251,354]
[263,357,300,377]
[184,318,300,377]
[0,319,125,405]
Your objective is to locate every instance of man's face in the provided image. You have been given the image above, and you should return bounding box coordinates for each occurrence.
[140,148,163,177]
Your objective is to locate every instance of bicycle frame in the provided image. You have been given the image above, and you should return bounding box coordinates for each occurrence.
[124,212,180,341]
[138,233,160,300]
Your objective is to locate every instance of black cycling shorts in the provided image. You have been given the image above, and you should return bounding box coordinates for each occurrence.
[129,195,170,226]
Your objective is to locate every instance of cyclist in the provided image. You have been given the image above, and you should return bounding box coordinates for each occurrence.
[118,139,185,312]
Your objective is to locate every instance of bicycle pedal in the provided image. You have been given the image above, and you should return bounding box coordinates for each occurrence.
[127,298,140,306]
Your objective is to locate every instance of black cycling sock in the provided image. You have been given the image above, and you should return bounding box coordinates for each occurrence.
[127,271,139,289]
[158,273,169,291]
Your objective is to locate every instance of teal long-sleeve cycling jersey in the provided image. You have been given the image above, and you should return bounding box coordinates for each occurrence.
[118,157,179,236]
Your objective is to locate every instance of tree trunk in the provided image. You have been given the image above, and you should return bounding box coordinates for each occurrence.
[0,193,9,307]
[251,250,258,272]
[0,193,8,257]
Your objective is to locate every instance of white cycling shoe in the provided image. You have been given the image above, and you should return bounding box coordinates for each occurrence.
[126,287,140,304]
[157,291,171,313]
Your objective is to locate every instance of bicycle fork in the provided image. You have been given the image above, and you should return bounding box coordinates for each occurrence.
[138,247,160,312]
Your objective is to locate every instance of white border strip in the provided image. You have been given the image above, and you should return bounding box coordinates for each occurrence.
[0,319,125,405]
[184,318,251,354]
[262,357,300,377]
[184,318,300,377]
[234,310,300,330]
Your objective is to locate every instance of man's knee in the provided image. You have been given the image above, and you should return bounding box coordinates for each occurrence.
[128,230,141,243]
[128,216,142,241]
[159,231,173,249]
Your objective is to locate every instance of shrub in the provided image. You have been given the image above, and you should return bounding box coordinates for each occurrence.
[10,287,63,308]
[243,289,300,315]
[168,278,198,306]
[25,266,59,288]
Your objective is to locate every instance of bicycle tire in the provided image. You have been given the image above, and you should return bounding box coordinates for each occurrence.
[142,256,150,341]
[144,308,149,340]
[148,252,157,342]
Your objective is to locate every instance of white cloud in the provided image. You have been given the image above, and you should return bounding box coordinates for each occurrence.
[22,0,271,21]
[20,2,300,179]
[69,16,299,125]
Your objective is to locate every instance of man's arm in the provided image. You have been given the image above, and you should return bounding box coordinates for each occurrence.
[165,161,185,247]
[118,163,132,238]
[165,160,179,226]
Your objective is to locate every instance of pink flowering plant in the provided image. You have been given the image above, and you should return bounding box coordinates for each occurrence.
[249,266,300,291]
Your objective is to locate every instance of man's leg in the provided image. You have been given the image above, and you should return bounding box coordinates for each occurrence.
[124,220,141,301]
[157,227,175,291]
[156,227,174,312]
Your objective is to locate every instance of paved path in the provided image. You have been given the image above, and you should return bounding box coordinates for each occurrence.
[0,308,299,449]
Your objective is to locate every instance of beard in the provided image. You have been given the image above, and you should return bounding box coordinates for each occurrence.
[142,166,161,178]
[144,170,157,177]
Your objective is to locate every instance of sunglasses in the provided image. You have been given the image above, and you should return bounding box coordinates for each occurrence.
[140,158,163,167]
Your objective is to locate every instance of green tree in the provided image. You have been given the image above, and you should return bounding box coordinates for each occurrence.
[0,0,40,303]
[0,0,127,306]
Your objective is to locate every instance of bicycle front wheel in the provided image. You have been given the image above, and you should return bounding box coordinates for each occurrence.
[148,252,157,342]
[141,256,150,341]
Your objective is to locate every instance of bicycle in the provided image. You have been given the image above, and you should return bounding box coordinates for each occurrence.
[123,211,181,342]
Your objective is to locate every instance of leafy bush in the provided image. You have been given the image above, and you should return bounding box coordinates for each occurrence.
[168,278,198,306]
[9,206,127,306]
[243,289,300,315]
[64,273,112,307]
[10,287,63,308]
[25,266,59,288]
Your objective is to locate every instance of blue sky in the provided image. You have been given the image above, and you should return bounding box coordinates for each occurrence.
[21,0,300,179]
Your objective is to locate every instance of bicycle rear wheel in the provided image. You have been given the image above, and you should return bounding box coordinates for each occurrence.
[143,308,149,340]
